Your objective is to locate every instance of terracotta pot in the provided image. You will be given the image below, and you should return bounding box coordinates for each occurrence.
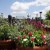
[0,39,12,45]
[33,46,48,50]
[17,45,48,50]
[0,39,14,49]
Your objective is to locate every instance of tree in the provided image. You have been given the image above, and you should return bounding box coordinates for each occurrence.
[46,10,50,20]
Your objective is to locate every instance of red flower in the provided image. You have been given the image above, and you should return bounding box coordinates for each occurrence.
[23,35,26,39]
[17,36,20,40]
[31,37,35,41]
[41,34,46,39]
[44,40,47,44]
[28,32,32,36]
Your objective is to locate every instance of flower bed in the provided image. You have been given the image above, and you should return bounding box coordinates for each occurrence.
[15,29,48,50]
[0,19,48,50]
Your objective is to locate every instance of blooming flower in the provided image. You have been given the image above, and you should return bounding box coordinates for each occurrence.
[41,24,44,27]
[23,39,28,42]
[23,35,26,39]
[44,40,47,44]
[37,21,41,25]
[17,36,21,40]
[30,37,35,41]
[28,32,32,36]
[41,34,46,39]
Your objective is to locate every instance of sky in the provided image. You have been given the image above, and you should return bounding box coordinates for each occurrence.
[0,0,50,19]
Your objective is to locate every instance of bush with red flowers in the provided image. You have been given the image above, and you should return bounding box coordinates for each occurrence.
[15,29,47,47]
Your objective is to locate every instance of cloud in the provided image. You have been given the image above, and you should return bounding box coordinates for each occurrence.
[11,1,36,17]
[10,0,50,19]
[42,6,50,13]
[36,0,50,6]
[32,6,50,19]
[11,1,36,11]
[11,10,27,17]
[42,6,50,18]
[11,0,49,11]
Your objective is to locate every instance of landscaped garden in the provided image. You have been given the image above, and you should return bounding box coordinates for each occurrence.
[1,0,50,49]
[0,15,50,50]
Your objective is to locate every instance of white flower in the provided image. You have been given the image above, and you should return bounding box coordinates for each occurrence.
[23,39,28,42]
[22,39,28,43]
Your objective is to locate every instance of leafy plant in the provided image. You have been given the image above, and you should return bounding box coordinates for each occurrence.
[45,10,50,20]
[0,24,11,40]
[15,29,47,47]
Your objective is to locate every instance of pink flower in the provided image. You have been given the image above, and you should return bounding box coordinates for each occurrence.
[23,35,26,39]
[41,34,46,39]
[37,21,41,25]
[44,40,47,44]
[17,36,20,40]
[31,37,35,41]
[41,24,44,27]
[28,32,32,36]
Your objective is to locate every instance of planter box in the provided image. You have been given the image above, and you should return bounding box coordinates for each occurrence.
[0,40,15,49]
[16,45,48,50]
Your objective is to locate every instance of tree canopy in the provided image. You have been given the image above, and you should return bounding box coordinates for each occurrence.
[46,10,50,20]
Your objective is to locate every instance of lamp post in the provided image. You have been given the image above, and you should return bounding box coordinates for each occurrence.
[40,12,42,20]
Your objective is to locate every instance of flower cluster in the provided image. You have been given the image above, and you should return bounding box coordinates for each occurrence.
[30,21,45,30]
[15,30,47,47]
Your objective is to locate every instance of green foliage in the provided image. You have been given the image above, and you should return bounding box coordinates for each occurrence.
[0,18,48,47]
[15,30,47,47]
[46,33,50,44]
[0,24,10,40]
[33,30,43,46]
[25,24,34,31]
[43,20,50,25]
[0,23,17,40]
[46,10,50,20]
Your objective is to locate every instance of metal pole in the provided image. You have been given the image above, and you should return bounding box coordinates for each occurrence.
[40,12,42,20]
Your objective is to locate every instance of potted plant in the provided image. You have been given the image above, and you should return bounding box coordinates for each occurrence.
[15,29,48,50]
[0,24,14,49]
